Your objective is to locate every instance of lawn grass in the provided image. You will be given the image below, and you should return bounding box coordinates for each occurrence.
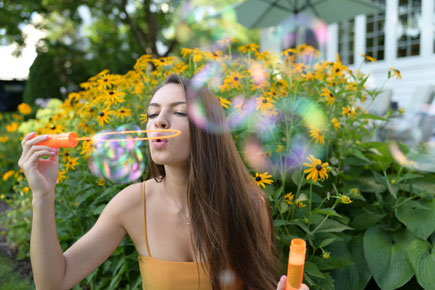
[0,253,33,290]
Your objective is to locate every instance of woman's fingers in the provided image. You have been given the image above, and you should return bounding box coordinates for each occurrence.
[276,275,286,290]
[300,283,309,290]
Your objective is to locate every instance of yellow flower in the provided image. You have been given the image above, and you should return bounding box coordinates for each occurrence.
[350,188,360,197]
[342,106,357,117]
[284,192,294,205]
[18,103,32,115]
[6,122,19,132]
[303,155,329,183]
[322,251,330,259]
[97,72,120,89]
[238,43,259,54]
[309,127,325,145]
[23,187,30,193]
[256,97,276,113]
[65,156,80,171]
[97,107,115,127]
[219,97,231,109]
[332,118,341,130]
[1,230,6,237]
[114,108,132,120]
[0,194,5,200]
[253,172,274,188]
[221,72,244,91]
[399,108,405,114]
[57,171,67,183]
[295,201,306,208]
[321,88,335,105]
[390,67,402,79]
[340,195,353,204]
[360,53,376,63]
[0,136,9,142]
[2,170,14,181]
[80,140,92,159]
[140,113,148,124]
[96,178,106,186]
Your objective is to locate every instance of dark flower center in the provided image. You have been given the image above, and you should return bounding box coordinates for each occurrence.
[262,99,268,103]
[99,112,104,117]
[255,176,261,181]
[51,126,56,130]
[335,68,340,73]
[316,165,322,171]
[330,93,334,98]
[109,91,114,95]
[104,78,108,82]
[120,110,125,113]
[234,76,239,81]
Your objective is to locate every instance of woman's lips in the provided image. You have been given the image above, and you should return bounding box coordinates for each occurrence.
[152,139,168,148]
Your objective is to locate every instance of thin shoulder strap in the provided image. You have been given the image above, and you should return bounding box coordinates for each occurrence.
[142,181,152,257]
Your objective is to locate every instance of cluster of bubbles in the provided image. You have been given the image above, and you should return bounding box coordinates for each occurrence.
[88,124,146,184]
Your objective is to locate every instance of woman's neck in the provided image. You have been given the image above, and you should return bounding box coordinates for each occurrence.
[162,164,189,210]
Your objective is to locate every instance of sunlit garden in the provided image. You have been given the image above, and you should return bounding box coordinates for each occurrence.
[1,1,434,290]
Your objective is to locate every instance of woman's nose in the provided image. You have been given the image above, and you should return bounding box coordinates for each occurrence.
[155,117,168,129]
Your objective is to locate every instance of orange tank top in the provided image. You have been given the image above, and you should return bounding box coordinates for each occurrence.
[138,182,244,290]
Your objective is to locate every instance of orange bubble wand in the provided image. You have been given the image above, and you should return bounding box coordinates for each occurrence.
[30,129,181,148]
[285,238,306,290]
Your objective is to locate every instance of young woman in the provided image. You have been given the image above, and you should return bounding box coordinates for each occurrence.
[19,74,308,290]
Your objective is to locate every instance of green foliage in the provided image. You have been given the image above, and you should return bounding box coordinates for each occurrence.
[0,253,33,290]
[1,44,434,290]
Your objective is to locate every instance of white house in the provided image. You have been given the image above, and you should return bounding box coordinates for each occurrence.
[260,0,435,146]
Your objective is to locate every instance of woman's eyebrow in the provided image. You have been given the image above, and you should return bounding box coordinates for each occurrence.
[148,101,186,108]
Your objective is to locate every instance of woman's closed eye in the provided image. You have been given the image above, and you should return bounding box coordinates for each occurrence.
[147,112,187,118]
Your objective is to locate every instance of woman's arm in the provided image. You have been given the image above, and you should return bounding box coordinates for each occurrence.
[19,132,131,290]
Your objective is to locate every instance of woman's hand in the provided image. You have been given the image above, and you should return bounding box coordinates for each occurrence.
[18,132,59,198]
[276,275,309,290]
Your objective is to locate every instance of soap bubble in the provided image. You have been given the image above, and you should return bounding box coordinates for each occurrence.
[88,124,145,184]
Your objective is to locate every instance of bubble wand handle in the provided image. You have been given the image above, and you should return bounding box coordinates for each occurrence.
[34,132,79,148]
[285,239,306,290]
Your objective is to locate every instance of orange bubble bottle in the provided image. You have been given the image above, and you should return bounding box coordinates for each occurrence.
[285,238,306,290]
[35,132,79,148]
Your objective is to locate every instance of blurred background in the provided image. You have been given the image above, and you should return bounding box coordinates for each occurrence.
[1,0,434,148]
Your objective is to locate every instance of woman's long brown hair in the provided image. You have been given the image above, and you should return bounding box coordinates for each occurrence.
[145,74,281,290]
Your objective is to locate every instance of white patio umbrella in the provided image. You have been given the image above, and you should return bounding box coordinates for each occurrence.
[234,0,383,29]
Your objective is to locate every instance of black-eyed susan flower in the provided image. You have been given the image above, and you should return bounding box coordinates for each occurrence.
[97,72,119,89]
[18,103,32,115]
[253,172,274,188]
[321,88,335,105]
[284,192,294,205]
[57,170,67,183]
[65,156,80,171]
[2,170,14,181]
[97,178,106,186]
[390,67,402,79]
[219,97,231,109]
[339,194,353,204]
[140,113,148,124]
[6,122,18,132]
[295,201,306,208]
[342,106,357,117]
[322,251,330,259]
[309,126,325,145]
[360,53,376,63]
[256,96,276,113]
[332,118,341,130]
[238,43,259,54]
[303,155,329,182]
[97,107,115,127]
[114,108,132,120]
[80,140,92,159]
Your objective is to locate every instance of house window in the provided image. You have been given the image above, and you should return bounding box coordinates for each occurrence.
[338,18,355,65]
[397,0,422,58]
[366,0,386,61]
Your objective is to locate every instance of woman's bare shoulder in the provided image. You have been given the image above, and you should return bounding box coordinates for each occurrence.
[109,179,156,217]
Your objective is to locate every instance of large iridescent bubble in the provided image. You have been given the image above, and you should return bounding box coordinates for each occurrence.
[88,124,145,184]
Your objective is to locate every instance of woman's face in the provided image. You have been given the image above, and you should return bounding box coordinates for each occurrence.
[146,83,191,166]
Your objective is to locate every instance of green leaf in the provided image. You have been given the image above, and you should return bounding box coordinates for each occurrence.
[363,226,416,289]
[350,210,385,231]
[395,199,435,240]
[358,113,387,121]
[319,237,337,248]
[279,200,290,214]
[313,208,342,218]
[274,219,293,227]
[305,261,326,279]
[349,236,372,290]
[349,149,373,164]
[406,239,435,290]
[328,241,359,290]
[317,219,352,233]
